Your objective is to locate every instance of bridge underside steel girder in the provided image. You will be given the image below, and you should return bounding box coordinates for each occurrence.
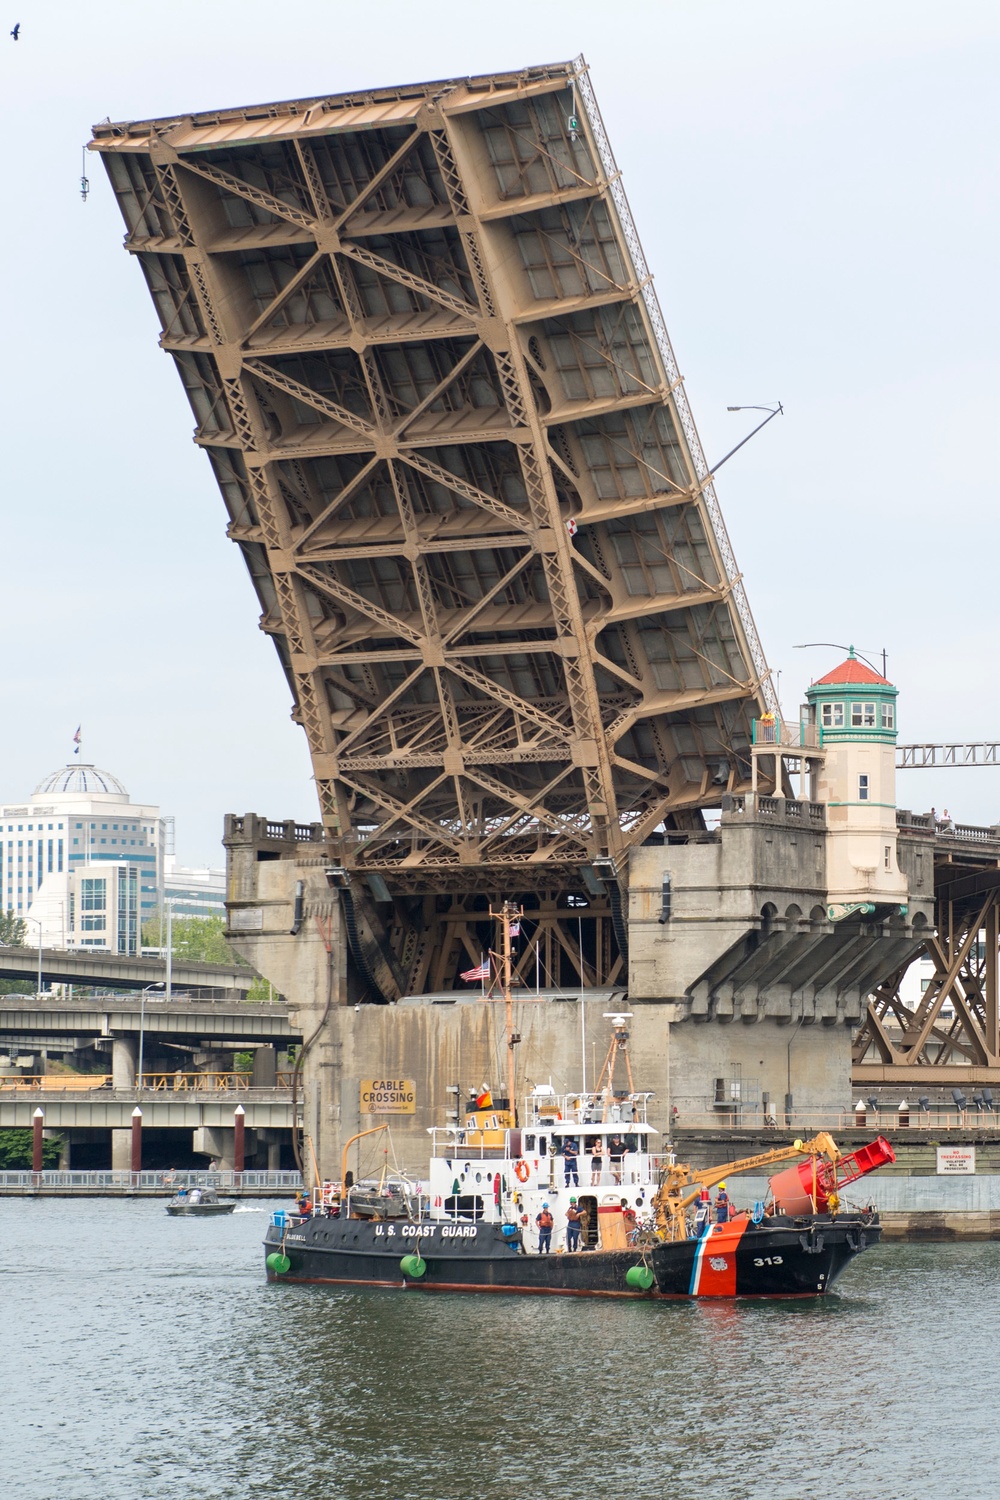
[854,854,1000,1086]
[93,58,773,933]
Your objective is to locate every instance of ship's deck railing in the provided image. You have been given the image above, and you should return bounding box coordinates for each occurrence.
[523,1090,654,1128]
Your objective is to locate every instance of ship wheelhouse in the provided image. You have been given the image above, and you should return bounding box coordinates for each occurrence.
[424,1085,662,1252]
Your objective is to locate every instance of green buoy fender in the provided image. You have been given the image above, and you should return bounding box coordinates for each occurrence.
[399,1253,426,1278]
[266,1252,291,1276]
[625,1265,654,1291]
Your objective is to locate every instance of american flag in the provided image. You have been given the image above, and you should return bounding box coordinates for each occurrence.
[461,959,490,982]
[508,921,521,938]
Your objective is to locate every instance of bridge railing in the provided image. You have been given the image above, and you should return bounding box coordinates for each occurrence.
[0,1072,295,1094]
[0,1169,304,1192]
[673,1107,1000,1132]
[897,809,1000,845]
[751,718,820,749]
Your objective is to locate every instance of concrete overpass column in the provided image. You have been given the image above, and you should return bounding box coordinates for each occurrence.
[193,1126,235,1169]
[111,1128,133,1171]
[112,1036,137,1089]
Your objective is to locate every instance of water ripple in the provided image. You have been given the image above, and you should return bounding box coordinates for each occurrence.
[2,1201,995,1500]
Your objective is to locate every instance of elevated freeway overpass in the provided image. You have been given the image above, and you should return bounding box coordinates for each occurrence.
[0,944,254,995]
[0,995,297,1048]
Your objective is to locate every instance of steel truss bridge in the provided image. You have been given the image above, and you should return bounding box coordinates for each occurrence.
[92,57,775,989]
[855,820,1000,1089]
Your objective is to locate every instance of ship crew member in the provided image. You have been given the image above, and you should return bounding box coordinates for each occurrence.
[589,1140,603,1185]
[562,1138,579,1186]
[715,1183,730,1223]
[565,1198,584,1251]
[609,1135,626,1183]
[694,1187,711,1235]
[535,1203,554,1253]
[621,1198,638,1236]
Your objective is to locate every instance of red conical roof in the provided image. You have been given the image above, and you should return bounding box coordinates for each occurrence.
[814,655,891,687]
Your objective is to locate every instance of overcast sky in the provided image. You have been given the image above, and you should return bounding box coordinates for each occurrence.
[2,0,999,863]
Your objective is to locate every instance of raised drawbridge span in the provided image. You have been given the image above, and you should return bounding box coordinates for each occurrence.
[92,58,775,992]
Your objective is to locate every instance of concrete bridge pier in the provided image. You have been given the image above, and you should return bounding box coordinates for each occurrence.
[112,1036,136,1089]
[110,1127,132,1171]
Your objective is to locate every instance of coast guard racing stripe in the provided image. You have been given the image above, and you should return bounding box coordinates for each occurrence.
[688,1216,749,1296]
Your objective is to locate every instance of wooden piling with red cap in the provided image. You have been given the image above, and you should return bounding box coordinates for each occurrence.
[234,1104,245,1174]
[131,1106,142,1173]
[32,1107,44,1174]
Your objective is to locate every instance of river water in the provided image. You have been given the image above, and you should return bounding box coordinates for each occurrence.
[2,1198,992,1500]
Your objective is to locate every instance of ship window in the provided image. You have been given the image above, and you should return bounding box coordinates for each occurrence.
[821,702,844,728]
[851,701,876,728]
[524,1134,535,1151]
[444,1195,484,1221]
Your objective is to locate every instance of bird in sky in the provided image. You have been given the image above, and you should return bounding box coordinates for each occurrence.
[10,22,20,40]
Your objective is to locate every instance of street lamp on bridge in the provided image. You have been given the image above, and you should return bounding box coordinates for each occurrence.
[22,915,43,1001]
[137,982,165,1095]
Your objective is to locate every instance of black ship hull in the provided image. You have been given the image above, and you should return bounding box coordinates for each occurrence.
[652,1213,881,1297]
[265,1217,652,1296]
[264,1210,879,1299]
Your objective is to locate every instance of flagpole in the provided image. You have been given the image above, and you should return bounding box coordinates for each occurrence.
[502,903,515,1124]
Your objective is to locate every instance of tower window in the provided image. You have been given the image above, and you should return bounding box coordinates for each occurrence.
[859,775,870,801]
[821,702,844,728]
[881,703,895,730]
[884,845,891,871]
[851,702,877,728]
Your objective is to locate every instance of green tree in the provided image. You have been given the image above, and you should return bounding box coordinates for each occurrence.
[0,1128,62,1170]
[0,910,27,946]
[141,912,248,966]
[246,974,280,1002]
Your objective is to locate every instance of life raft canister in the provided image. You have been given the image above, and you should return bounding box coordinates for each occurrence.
[514,1159,530,1182]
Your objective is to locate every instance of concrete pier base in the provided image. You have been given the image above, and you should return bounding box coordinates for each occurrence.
[110,1128,132,1171]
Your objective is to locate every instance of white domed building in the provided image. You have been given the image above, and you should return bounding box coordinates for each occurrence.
[1,764,164,952]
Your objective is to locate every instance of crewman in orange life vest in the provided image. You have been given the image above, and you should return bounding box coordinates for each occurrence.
[536,1203,554,1252]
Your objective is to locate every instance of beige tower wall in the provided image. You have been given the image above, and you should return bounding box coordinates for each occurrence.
[817,738,907,911]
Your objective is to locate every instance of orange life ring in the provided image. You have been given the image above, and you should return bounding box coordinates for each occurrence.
[514,1159,530,1182]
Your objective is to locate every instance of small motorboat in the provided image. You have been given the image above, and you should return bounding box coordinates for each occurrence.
[166,1187,236,1216]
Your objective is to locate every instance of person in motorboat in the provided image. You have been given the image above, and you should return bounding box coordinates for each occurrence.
[694,1186,711,1236]
[715,1183,731,1223]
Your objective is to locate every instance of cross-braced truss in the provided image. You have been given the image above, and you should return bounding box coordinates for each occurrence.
[854,861,1000,1084]
[93,58,773,895]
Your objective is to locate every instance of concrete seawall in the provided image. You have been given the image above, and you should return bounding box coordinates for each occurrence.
[676,1131,1000,1240]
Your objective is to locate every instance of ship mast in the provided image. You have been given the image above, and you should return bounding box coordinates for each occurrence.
[490,899,523,1125]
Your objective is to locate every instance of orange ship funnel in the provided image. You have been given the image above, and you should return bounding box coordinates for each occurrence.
[769,1135,895,1214]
